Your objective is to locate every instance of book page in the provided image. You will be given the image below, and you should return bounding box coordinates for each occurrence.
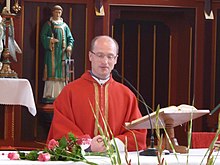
[160,104,197,113]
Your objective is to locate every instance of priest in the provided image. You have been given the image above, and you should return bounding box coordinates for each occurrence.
[47,35,146,152]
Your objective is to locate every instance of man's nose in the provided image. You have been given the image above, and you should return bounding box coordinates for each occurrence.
[102,56,109,62]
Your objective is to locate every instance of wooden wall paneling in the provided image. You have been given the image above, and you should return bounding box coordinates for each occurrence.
[137,24,141,99]
[192,1,220,133]
[22,2,42,144]
[0,105,22,147]
[0,106,14,146]
[169,13,195,145]
[4,106,15,145]
[105,0,197,6]
[169,9,195,105]
[112,19,171,146]
[139,23,154,114]
[107,3,208,102]
[210,7,218,115]
[208,4,220,131]
[213,5,220,108]
[193,3,206,108]
[190,3,207,133]
[14,106,22,146]
[108,5,200,146]
[215,10,220,107]
[110,6,195,106]
[154,23,170,109]
[202,20,214,131]
[71,4,88,77]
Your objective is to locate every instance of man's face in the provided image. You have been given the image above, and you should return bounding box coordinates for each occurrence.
[52,10,62,20]
[89,37,118,80]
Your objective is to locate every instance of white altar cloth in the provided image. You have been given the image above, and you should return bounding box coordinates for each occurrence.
[0,78,37,116]
[0,149,219,165]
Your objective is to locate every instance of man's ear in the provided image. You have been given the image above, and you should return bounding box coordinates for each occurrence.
[89,51,93,61]
[114,56,118,65]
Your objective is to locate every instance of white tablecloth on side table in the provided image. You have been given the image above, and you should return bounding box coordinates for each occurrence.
[0,78,37,116]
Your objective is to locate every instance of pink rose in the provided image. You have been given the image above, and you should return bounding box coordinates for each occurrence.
[38,153,51,161]
[47,139,59,150]
[8,152,20,160]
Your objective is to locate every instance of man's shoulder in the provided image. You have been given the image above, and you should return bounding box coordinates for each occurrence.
[110,80,132,93]
[66,77,84,87]
[65,74,91,88]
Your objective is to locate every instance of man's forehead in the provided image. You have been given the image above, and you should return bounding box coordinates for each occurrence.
[95,37,115,46]
[94,43,117,54]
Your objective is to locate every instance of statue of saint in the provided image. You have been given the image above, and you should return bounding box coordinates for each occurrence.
[40,5,74,103]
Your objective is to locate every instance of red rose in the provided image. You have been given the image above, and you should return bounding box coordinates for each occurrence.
[38,153,51,161]
[48,139,59,150]
[8,152,20,160]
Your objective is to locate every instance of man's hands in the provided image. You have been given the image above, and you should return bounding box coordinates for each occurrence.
[90,135,107,152]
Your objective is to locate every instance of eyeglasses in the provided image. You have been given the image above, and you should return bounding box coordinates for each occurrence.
[90,51,118,61]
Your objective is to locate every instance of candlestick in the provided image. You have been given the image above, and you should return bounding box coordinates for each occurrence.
[0,13,17,78]
[6,0,10,12]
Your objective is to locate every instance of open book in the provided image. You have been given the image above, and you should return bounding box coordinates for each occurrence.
[125,104,209,129]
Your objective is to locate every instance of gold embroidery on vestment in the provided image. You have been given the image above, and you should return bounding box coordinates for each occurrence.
[94,83,99,136]
[93,83,109,136]
[105,84,109,123]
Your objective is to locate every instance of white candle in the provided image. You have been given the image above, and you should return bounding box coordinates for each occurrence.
[6,0,10,12]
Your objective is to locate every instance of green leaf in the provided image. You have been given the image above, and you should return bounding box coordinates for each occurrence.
[18,151,26,160]
[25,150,39,160]
[68,132,77,142]
[59,137,68,148]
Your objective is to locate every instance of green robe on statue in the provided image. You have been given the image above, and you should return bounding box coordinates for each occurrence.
[41,18,74,102]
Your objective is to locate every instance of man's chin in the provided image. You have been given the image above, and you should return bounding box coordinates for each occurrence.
[100,68,109,73]
[100,72,111,79]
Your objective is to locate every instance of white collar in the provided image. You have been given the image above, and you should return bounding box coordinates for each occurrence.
[90,71,110,85]
[92,76,110,85]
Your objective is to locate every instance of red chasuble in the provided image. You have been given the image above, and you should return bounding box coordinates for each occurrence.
[47,71,147,151]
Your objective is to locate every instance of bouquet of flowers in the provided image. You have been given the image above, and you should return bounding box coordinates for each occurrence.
[8,132,97,165]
